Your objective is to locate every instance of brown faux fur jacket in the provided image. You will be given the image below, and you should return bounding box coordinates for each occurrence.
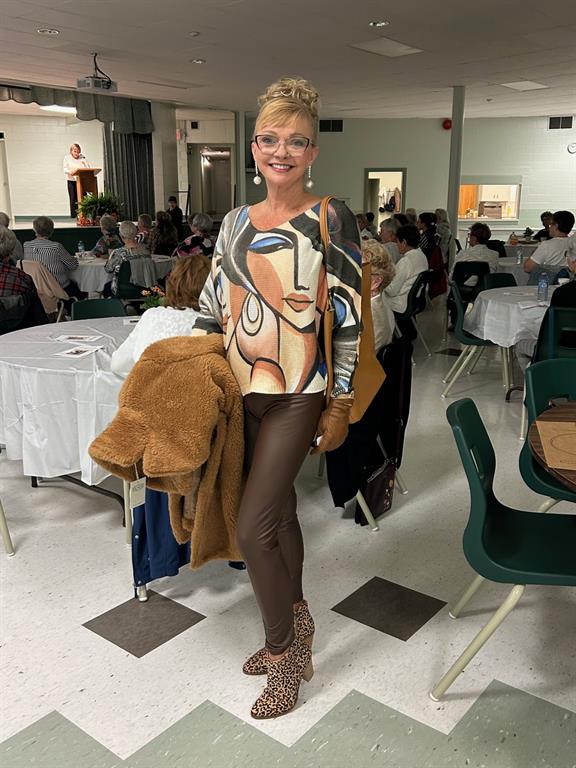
[89,335,244,568]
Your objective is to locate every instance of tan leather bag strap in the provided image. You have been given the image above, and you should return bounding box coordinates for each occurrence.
[320,196,335,406]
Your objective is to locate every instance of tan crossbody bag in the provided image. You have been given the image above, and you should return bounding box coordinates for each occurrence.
[319,196,385,424]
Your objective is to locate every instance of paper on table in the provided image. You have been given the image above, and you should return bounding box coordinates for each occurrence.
[54,334,102,342]
[54,346,103,359]
[518,301,548,310]
[123,318,140,325]
[536,420,576,470]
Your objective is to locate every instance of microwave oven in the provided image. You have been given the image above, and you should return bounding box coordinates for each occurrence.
[478,201,503,218]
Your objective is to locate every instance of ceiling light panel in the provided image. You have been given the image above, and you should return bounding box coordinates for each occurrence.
[500,80,549,91]
[351,37,422,58]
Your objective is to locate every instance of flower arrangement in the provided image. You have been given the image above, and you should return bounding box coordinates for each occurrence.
[77,192,123,226]
[141,285,166,310]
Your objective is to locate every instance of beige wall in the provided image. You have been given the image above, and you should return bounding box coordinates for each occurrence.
[151,102,178,212]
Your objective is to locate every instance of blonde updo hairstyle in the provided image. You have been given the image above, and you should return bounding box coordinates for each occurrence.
[362,240,396,292]
[255,77,320,140]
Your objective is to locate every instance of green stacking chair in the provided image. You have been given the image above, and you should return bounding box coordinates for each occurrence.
[480,272,517,291]
[441,283,495,398]
[393,270,431,356]
[71,298,126,320]
[116,260,147,301]
[429,398,576,701]
[519,358,576,510]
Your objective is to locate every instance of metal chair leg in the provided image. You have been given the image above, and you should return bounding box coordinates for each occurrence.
[519,382,527,441]
[537,498,560,513]
[429,584,525,701]
[317,453,326,478]
[442,347,469,385]
[0,497,15,557]
[395,470,408,495]
[467,347,484,375]
[441,347,477,398]
[355,491,380,532]
[448,574,485,619]
[413,317,432,357]
[123,480,132,547]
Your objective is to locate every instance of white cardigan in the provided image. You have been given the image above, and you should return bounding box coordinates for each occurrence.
[111,306,200,376]
[384,247,428,313]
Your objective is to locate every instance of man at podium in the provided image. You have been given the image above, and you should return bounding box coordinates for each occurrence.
[63,143,89,217]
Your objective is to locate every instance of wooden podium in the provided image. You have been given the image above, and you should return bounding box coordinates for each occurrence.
[75,167,101,201]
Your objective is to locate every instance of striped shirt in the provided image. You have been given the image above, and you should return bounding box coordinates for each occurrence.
[23,238,78,288]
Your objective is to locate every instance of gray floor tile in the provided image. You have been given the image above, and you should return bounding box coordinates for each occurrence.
[0,711,121,768]
[332,577,446,641]
[422,680,576,768]
[83,590,205,657]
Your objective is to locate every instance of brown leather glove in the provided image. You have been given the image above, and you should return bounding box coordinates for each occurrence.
[310,396,353,454]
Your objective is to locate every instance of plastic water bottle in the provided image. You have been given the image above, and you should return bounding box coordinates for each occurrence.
[537,272,549,302]
[77,240,85,254]
[516,248,523,264]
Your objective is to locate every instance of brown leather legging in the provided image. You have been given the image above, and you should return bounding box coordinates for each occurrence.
[236,392,324,655]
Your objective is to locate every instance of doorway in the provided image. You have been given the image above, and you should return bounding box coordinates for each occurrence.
[187,144,233,219]
[364,168,406,227]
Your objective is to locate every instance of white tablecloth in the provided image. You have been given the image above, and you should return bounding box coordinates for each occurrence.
[498,257,530,286]
[72,256,176,293]
[503,243,538,260]
[0,318,133,484]
[463,286,554,347]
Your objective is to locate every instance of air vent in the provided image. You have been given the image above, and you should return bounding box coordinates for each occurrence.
[319,119,343,133]
[190,121,199,130]
[548,116,573,130]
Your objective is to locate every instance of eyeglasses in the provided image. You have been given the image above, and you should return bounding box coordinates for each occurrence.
[253,134,313,155]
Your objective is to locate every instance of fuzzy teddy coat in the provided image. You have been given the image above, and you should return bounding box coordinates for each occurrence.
[89,334,244,568]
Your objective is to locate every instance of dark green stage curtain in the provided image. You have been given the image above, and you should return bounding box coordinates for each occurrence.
[104,124,154,221]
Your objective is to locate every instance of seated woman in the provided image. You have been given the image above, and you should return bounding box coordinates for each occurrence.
[174,212,215,258]
[104,221,150,296]
[149,211,178,256]
[110,254,210,376]
[384,225,428,314]
[90,214,123,258]
[363,239,396,352]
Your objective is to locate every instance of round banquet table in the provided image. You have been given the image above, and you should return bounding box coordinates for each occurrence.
[528,404,576,492]
[0,318,132,485]
[72,255,176,294]
[504,243,538,260]
[463,286,554,348]
[498,257,530,286]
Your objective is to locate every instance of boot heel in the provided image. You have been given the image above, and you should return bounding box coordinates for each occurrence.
[303,632,314,650]
[302,660,314,682]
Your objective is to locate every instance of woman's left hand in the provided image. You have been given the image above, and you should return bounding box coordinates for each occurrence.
[310,396,353,454]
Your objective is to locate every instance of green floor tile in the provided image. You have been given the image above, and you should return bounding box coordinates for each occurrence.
[0,711,121,768]
[422,681,576,768]
[285,690,443,768]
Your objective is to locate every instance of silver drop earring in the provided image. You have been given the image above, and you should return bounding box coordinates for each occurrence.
[304,165,314,190]
[253,161,262,186]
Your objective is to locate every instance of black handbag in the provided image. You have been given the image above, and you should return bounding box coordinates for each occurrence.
[354,457,396,525]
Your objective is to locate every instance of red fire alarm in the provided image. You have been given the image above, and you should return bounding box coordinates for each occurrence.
[442,118,452,130]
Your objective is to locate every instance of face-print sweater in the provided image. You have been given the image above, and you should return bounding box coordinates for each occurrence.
[195,198,363,397]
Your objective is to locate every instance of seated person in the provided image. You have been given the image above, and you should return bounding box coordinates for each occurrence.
[450,222,498,285]
[90,215,123,258]
[365,212,378,238]
[175,213,215,258]
[0,226,48,329]
[384,225,428,314]
[104,220,150,296]
[417,212,438,259]
[533,211,553,242]
[524,210,574,274]
[23,215,82,298]
[135,213,153,248]
[356,213,373,240]
[363,239,396,352]
[111,254,210,376]
[150,211,178,256]
[515,253,576,370]
[378,218,401,264]
[0,211,24,264]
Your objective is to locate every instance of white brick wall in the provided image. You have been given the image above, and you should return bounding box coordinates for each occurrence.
[0,115,104,218]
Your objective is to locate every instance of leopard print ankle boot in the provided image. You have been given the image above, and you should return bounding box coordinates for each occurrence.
[242,601,314,676]
[250,639,313,719]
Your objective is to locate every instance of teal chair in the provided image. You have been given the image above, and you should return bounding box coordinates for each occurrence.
[429,398,576,701]
[480,272,517,291]
[71,298,126,320]
[441,283,495,398]
[393,271,431,356]
[116,260,146,301]
[519,359,576,511]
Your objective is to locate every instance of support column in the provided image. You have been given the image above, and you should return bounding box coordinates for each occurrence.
[447,86,465,251]
[234,110,246,207]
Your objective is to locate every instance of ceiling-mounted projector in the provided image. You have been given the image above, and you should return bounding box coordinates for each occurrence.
[77,52,117,93]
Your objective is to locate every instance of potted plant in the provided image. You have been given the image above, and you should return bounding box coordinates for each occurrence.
[77,192,123,226]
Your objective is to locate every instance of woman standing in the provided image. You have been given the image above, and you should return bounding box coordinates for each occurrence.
[195,78,362,719]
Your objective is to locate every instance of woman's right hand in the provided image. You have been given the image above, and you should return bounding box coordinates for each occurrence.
[310,396,353,454]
